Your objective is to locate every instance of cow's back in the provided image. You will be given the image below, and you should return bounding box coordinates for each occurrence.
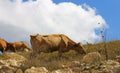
[8,42,22,50]
[30,34,62,52]
[42,35,62,46]
[7,41,30,52]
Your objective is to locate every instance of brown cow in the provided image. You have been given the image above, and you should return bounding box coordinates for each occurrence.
[30,34,86,57]
[7,41,31,52]
[0,38,8,53]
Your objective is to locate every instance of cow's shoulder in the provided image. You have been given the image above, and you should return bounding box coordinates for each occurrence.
[60,34,77,46]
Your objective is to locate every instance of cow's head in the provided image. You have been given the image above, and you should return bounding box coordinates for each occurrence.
[74,42,86,54]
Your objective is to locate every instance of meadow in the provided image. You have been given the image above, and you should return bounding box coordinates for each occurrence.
[14,40,120,71]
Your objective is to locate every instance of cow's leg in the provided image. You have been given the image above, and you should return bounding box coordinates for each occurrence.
[58,47,64,59]
[1,49,4,53]
[1,50,4,53]
[2,48,6,53]
[58,51,62,58]
[13,48,17,52]
[58,47,66,58]
[9,45,16,52]
[0,47,5,53]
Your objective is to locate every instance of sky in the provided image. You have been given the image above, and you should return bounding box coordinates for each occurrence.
[53,0,120,41]
[0,0,119,44]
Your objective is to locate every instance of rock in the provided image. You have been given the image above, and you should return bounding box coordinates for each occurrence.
[71,67,81,73]
[0,52,26,71]
[2,52,26,63]
[0,59,23,69]
[62,61,80,68]
[100,60,120,73]
[115,56,120,63]
[105,60,119,66]
[2,69,14,73]
[25,66,48,73]
[24,49,29,52]
[52,68,73,73]
[69,61,80,68]
[5,70,14,73]
[7,59,20,67]
[68,60,120,73]
[81,70,90,73]
[0,53,26,73]
[112,65,120,73]
[1,65,17,73]
[102,68,113,73]
[15,69,23,73]
[91,70,100,73]
[82,52,101,64]
[1,65,14,70]
[61,61,81,73]
[0,70,5,73]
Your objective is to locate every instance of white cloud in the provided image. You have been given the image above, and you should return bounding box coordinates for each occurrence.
[0,0,107,43]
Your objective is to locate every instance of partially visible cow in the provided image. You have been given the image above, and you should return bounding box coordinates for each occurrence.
[30,34,86,57]
[7,41,31,52]
[0,38,8,53]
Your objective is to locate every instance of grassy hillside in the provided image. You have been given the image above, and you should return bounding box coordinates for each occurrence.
[1,40,120,71]
[84,40,120,60]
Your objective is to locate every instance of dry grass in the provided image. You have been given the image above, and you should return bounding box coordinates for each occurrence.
[84,40,120,60]
[1,40,120,71]
[19,50,85,71]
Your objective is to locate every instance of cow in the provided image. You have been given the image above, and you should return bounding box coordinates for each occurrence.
[0,38,8,53]
[30,34,86,57]
[7,41,31,52]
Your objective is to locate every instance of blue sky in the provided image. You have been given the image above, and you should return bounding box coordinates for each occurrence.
[53,0,120,41]
[0,0,119,43]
